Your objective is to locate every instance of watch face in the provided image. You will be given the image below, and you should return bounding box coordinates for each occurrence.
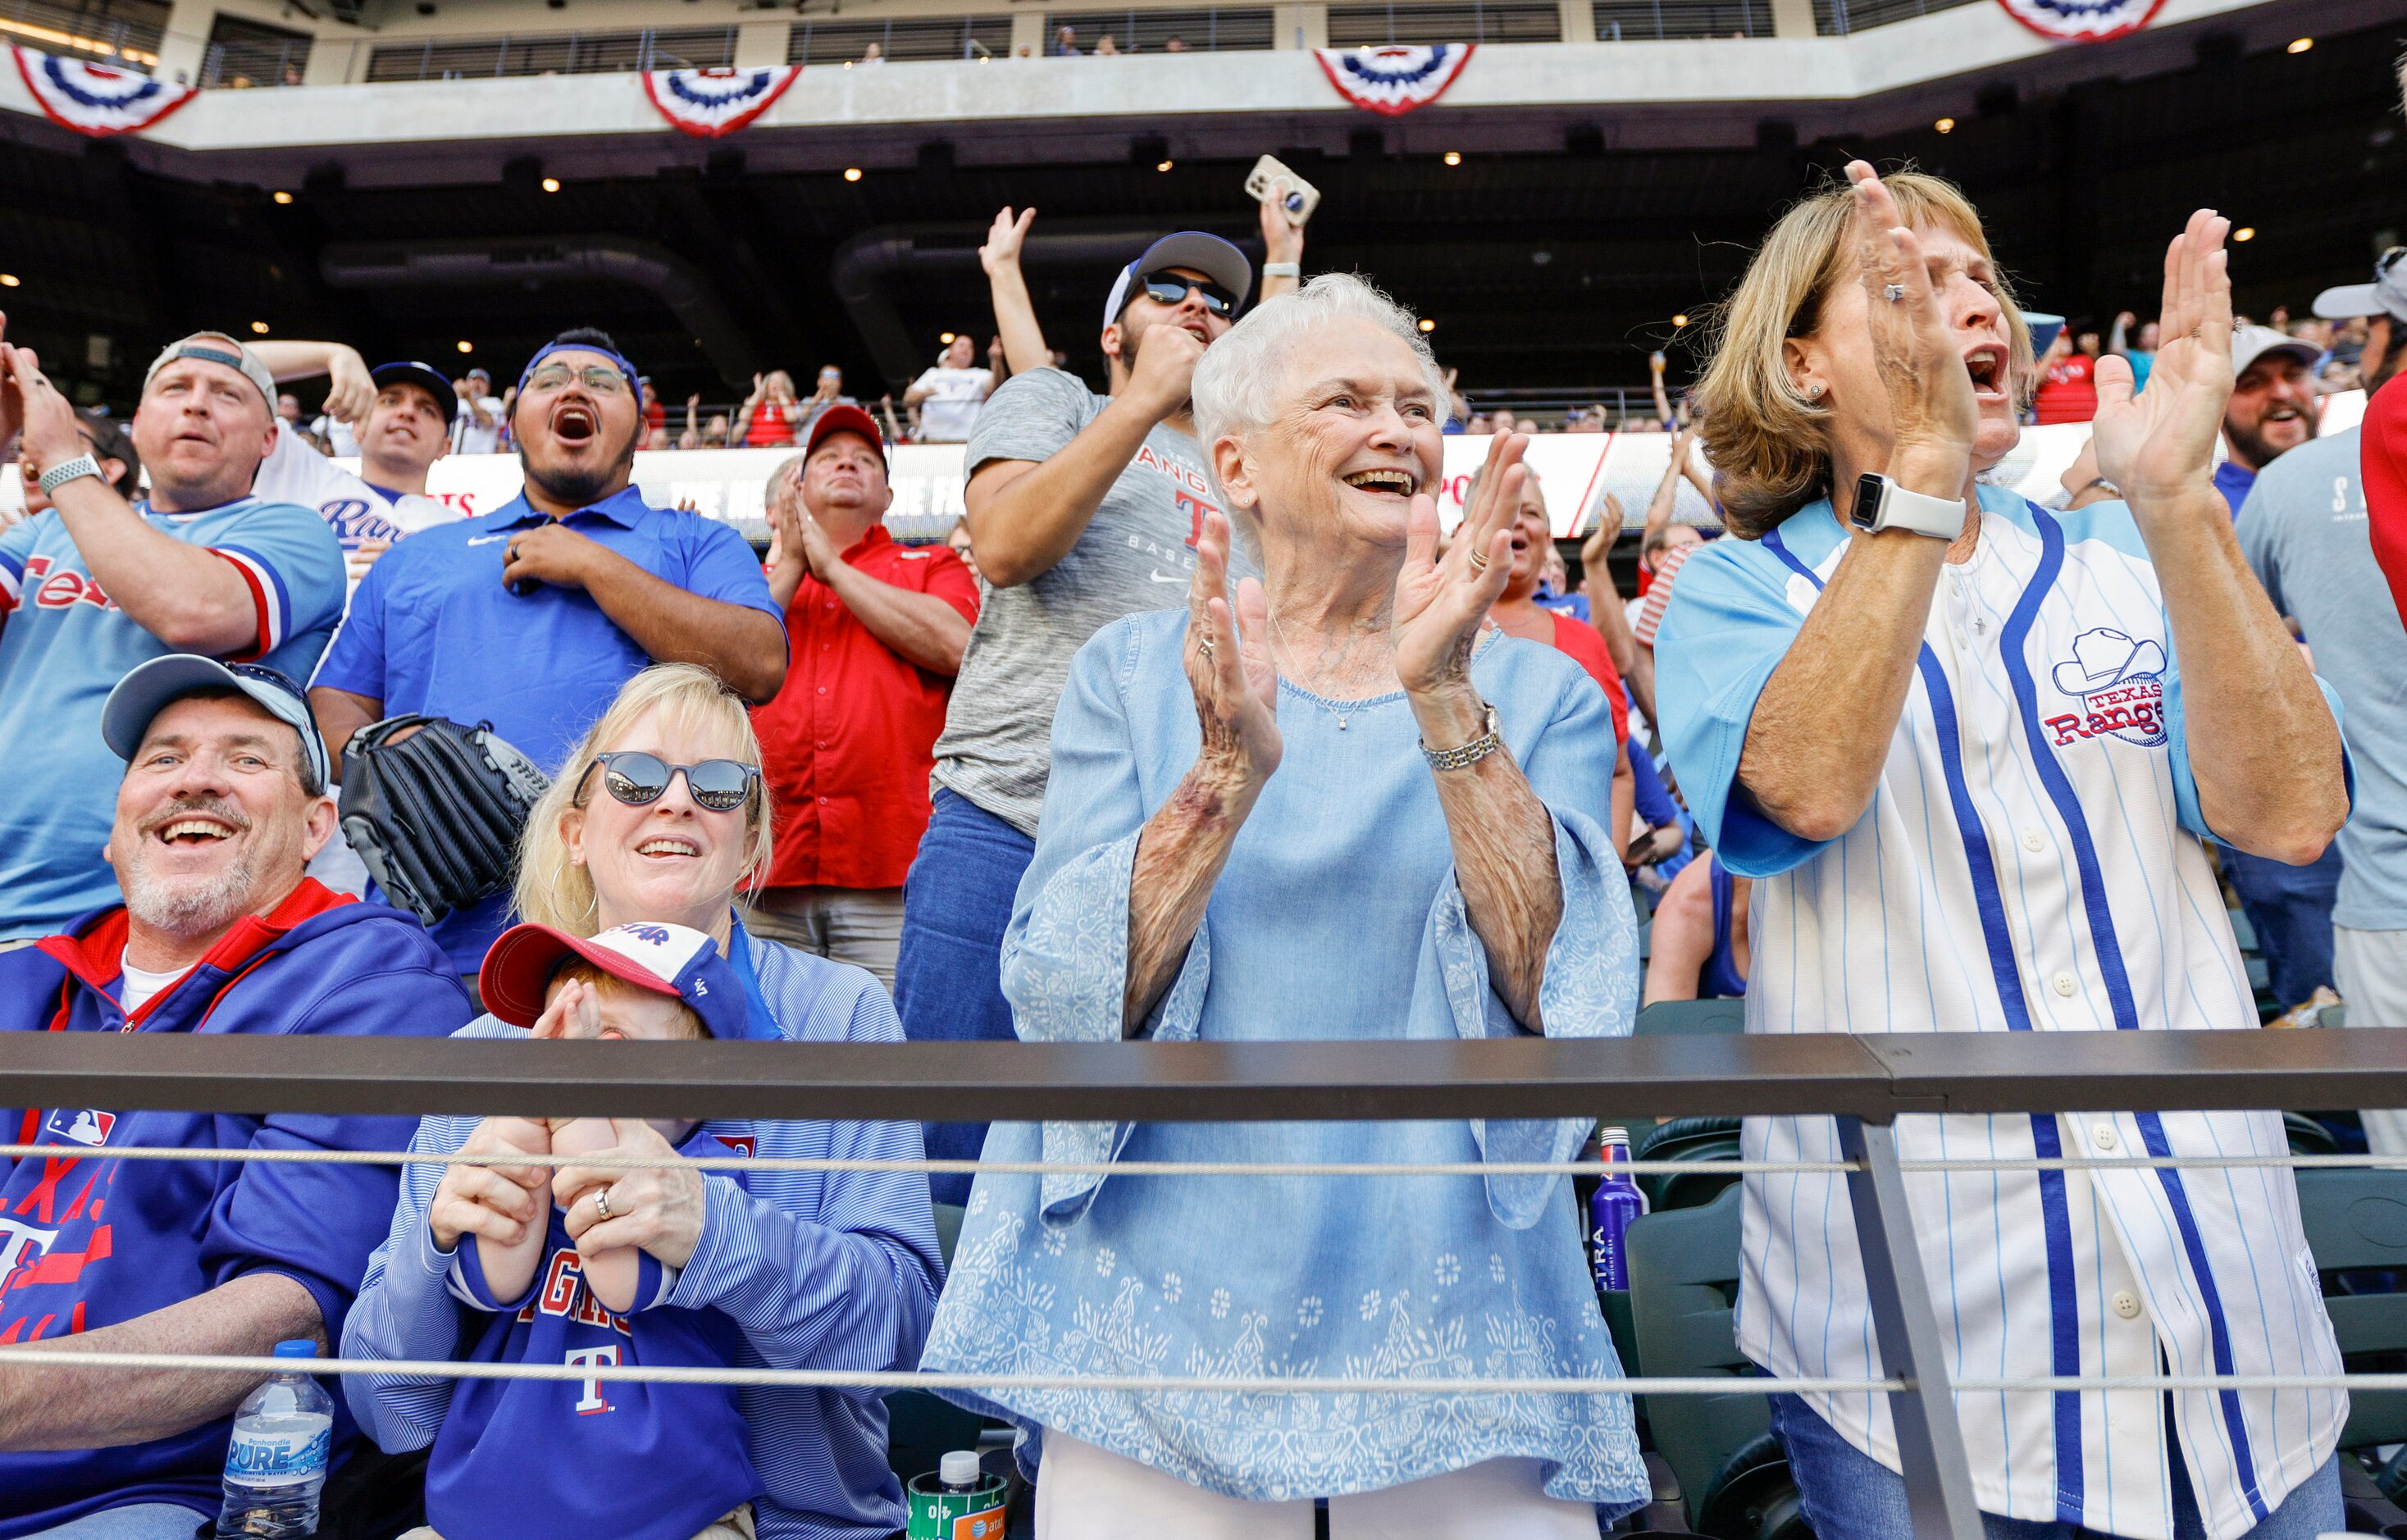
[1849,472,1886,531]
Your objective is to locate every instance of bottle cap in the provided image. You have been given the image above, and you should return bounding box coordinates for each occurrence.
[1599,1125,1630,1147]
[939,1451,982,1488]
[272,1339,317,1360]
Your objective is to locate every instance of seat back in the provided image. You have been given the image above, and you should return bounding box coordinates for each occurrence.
[1635,998,1747,1037]
[1626,1183,1767,1528]
[2296,1169,2407,1449]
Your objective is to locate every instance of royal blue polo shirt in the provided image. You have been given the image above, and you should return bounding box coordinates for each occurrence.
[311,486,781,972]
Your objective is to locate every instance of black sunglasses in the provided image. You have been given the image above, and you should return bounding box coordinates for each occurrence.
[574,751,759,813]
[1138,270,1238,317]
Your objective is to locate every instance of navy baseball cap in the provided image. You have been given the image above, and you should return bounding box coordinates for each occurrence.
[1103,232,1254,331]
[101,654,331,791]
[480,920,756,1041]
[371,362,460,414]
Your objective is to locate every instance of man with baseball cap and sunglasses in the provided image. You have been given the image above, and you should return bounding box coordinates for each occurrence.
[750,405,979,988]
[901,230,1252,1200]
[0,324,345,947]
[0,652,470,1538]
[2236,249,2407,1145]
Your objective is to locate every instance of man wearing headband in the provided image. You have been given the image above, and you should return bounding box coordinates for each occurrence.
[0,654,470,1538]
[0,326,344,945]
[901,231,1251,1201]
[308,326,784,977]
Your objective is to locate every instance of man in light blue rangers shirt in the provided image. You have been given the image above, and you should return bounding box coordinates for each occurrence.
[0,326,344,943]
[1659,168,2351,1539]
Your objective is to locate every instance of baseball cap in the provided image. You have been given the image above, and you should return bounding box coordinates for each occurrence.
[2231,324,2321,379]
[100,654,331,791]
[371,361,461,414]
[1103,232,1255,332]
[805,403,887,466]
[2313,248,2407,326]
[144,332,276,411]
[479,921,755,1042]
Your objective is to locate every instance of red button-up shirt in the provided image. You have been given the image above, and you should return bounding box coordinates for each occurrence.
[751,526,980,891]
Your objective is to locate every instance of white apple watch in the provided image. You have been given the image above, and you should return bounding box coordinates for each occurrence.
[1849,472,1964,539]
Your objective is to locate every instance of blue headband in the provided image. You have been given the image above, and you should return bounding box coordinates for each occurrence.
[516,340,643,398]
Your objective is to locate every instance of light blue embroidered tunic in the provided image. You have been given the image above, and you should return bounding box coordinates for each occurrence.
[921,608,1649,1511]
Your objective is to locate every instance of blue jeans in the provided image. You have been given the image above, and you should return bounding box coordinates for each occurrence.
[895,788,1037,1206]
[2223,843,2341,1009]
[21,1504,206,1540]
[1768,1392,2341,1539]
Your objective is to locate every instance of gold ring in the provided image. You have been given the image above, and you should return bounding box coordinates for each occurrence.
[1468,549,1492,571]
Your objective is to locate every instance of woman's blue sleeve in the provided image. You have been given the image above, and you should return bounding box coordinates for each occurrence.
[1416,667,1641,1229]
[339,1113,476,1451]
[1001,620,1213,1227]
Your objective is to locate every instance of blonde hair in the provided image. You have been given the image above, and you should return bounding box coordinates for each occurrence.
[513,664,775,936]
[1692,168,2034,540]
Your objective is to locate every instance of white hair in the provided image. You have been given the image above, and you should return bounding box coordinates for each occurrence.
[1190,272,1450,476]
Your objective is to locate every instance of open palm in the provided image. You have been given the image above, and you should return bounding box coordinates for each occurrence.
[2092,209,2233,506]
[1184,509,1280,782]
[1394,432,1522,693]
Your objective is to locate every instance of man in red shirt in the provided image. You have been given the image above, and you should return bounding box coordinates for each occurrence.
[2031,325,2102,424]
[749,406,979,986]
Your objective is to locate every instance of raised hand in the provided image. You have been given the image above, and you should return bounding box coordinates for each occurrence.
[321,347,376,426]
[1582,492,1624,574]
[1394,431,1521,699]
[1183,509,1279,787]
[2092,209,2233,511]
[6,344,84,476]
[980,205,1036,276]
[1842,161,1977,476]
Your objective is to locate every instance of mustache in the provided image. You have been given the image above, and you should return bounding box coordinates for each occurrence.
[140,795,253,837]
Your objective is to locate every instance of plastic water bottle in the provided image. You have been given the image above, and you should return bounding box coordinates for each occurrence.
[1589,1126,1651,1292]
[939,1450,983,1493]
[217,1340,332,1538]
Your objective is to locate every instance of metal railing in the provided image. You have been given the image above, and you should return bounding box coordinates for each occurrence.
[0,0,162,68]
[1039,7,1277,53]
[1813,0,1981,34]
[1593,0,1772,39]
[364,25,740,84]
[789,14,1014,64]
[1324,0,1565,46]
[198,35,308,90]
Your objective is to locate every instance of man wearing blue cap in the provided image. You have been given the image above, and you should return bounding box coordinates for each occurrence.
[901,231,1256,1200]
[308,327,786,981]
[0,654,470,1540]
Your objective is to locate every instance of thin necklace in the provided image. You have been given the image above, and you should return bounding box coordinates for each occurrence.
[1265,609,1383,731]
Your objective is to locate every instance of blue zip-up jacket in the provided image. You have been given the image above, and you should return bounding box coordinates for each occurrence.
[0,879,473,1536]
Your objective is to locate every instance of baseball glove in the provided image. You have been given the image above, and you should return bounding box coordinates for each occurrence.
[339,717,552,927]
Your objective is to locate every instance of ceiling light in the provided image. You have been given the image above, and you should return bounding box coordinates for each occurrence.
[1934,116,1955,134]
[2286,35,2312,52]
[842,60,853,69]
[0,274,19,288]
[1443,151,1461,166]
[457,339,474,353]
[250,321,270,335]
[540,176,561,193]
[843,166,863,182]
[1417,318,1436,333]
[940,332,956,344]
[271,189,294,204]
[1672,312,1689,327]
[1156,159,1174,172]
[2233,226,2256,242]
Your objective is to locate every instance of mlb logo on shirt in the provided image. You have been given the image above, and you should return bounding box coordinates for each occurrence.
[46,1109,115,1147]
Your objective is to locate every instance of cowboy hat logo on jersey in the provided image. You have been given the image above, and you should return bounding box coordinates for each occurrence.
[2045,626,2168,748]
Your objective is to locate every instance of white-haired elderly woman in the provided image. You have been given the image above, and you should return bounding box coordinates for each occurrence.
[921,273,1648,1536]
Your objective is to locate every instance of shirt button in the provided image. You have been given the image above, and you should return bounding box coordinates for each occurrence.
[2022,829,2045,853]
[2053,971,2077,997]
[2112,1291,2142,1320]
[817,686,827,695]
[2093,1123,2118,1150]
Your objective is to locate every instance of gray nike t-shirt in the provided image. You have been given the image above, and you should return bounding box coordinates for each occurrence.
[934,367,1222,834]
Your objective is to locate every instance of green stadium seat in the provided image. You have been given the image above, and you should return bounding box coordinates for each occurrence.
[1635,998,1747,1037]
[1636,1116,1744,1214]
[2295,1169,2407,1451]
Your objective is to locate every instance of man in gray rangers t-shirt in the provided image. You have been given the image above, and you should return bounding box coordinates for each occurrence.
[896,230,1256,1201]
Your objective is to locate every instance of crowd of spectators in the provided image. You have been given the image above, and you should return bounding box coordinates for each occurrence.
[0,156,2404,1540]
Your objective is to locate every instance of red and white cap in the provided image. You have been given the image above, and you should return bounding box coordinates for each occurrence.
[478,921,750,1041]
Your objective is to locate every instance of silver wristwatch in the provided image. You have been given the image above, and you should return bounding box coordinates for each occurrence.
[1421,705,1502,772]
[38,454,103,495]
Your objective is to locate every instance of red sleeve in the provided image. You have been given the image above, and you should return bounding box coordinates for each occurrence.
[910,546,982,626]
[1548,613,1629,745]
[2365,376,2407,622]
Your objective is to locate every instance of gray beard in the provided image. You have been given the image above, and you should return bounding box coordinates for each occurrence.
[123,852,258,940]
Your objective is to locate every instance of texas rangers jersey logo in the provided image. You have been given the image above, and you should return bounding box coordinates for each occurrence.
[2046,626,2168,747]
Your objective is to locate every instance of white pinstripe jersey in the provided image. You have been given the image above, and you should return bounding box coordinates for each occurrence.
[1653,485,2350,1540]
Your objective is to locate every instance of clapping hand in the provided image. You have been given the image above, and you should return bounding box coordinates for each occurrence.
[1394,431,1521,699]
[1842,162,1977,481]
[1183,509,1279,788]
[2092,209,2233,513]
[1581,493,1624,576]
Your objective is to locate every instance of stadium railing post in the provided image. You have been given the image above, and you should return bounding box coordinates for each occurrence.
[1837,1113,1985,1539]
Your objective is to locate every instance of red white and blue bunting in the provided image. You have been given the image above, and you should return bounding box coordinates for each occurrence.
[640,65,801,139]
[10,45,196,138]
[1991,0,2163,42]
[1312,43,1474,116]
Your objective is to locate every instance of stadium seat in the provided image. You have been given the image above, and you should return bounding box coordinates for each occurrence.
[2295,1169,2407,1451]
[1635,999,1746,1037]
[1635,1117,1744,1214]
[887,1201,1011,1498]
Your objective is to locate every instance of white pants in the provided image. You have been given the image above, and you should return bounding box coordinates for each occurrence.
[2337,925,2407,1155]
[1033,1430,1600,1540]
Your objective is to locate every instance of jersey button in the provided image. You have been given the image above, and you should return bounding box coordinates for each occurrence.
[2053,971,2078,997]
[2092,1123,2119,1150]
[2112,1290,2142,1320]
[2022,829,2045,853]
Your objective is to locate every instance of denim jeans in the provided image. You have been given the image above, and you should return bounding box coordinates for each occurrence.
[2222,842,2342,1009]
[895,788,1037,1206]
[1767,1392,2341,1539]
[21,1504,207,1540]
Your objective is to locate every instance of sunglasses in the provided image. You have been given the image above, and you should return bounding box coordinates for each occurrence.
[1137,271,1238,317]
[525,363,630,396]
[574,751,759,813]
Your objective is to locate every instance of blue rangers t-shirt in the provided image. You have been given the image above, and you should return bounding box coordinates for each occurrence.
[0,496,344,941]
[427,1123,764,1540]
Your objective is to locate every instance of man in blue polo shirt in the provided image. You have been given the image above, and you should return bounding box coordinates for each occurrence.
[308,327,786,978]
[0,327,344,944]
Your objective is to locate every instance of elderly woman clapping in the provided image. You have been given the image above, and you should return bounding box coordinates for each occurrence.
[923,275,1648,1535]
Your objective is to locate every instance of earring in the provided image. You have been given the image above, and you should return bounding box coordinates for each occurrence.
[1804,382,1825,400]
